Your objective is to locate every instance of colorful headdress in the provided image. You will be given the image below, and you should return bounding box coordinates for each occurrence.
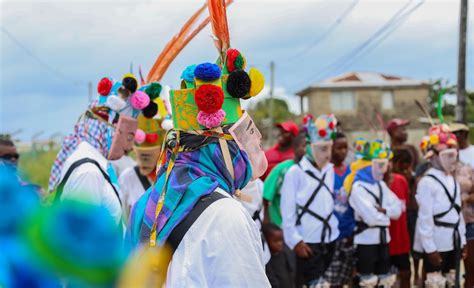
[304,114,337,143]
[356,139,393,161]
[420,124,457,157]
[170,52,265,130]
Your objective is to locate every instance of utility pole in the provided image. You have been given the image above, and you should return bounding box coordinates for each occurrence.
[88,81,93,102]
[456,0,468,123]
[268,61,275,141]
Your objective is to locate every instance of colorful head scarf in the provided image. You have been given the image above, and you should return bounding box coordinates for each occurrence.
[48,101,112,192]
[132,129,252,245]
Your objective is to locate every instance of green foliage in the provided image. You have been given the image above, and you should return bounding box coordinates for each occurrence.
[247,98,297,141]
[18,148,59,191]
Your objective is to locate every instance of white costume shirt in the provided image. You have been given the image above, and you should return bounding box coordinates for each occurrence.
[119,166,150,213]
[280,156,339,249]
[240,179,271,264]
[349,180,402,245]
[414,168,467,253]
[110,155,136,177]
[59,141,123,225]
[459,145,474,169]
[167,188,271,288]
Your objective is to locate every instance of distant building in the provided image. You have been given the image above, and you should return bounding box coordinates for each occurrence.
[296,71,431,144]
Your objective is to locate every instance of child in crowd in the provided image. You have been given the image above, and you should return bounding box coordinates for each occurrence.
[387,149,412,288]
[263,223,296,288]
[324,132,355,288]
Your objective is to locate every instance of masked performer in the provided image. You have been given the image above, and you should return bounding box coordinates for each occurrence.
[280,114,339,288]
[348,139,402,288]
[414,124,467,288]
[119,83,172,216]
[127,1,270,284]
[48,74,154,225]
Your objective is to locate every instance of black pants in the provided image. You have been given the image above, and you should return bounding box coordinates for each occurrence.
[296,242,336,288]
[424,250,456,274]
[356,244,390,275]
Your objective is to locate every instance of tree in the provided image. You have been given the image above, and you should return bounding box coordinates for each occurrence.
[247,98,296,144]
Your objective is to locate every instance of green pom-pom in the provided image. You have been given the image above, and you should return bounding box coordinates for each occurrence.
[145,82,162,100]
[234,54,245,70]
[330,131,337,140]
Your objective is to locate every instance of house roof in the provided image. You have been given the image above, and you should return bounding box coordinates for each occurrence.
[297,71,430,95]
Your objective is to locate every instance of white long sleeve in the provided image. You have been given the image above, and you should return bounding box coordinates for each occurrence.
[349,183,389,227]
[280,157,338,249]
[384,184,402,220]
[280,165,304,249]
[414,168,466,253]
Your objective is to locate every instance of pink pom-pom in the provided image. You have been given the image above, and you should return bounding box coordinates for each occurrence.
[197,109,226,128]
[130,91,150,110]
[134,129,146,144]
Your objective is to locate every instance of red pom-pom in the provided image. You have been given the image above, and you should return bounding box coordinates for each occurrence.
[97,78,113,96]
[328,121,335,130]
[195,84,224,114]
[145,133,158,143]
[226,49,240,72]
[303,114,313,124]
[318,129,327,137]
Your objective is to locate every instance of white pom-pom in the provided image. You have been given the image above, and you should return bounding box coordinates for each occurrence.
[106,95,126,111]
[161,119,173,131]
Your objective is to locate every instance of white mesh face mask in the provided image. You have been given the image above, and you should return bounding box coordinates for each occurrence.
[310,141,333,169]
[229,112,268,180]
[372,158,389,181]
[438,148,458,174]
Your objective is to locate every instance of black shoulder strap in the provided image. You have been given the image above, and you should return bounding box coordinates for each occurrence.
[134,166,151,191]
[55,158,121,205]
[425,174,460,219]
[167,191,226,251]
[425,174,456,204]
[359,184,381,206]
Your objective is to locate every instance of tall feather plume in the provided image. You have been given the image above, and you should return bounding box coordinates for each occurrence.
[146,1,233,83]
[374,110,387,142]
[208,0,232,58]
[415,99,434,126]
[146,3,207,83]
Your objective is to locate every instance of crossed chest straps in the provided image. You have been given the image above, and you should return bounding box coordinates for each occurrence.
[425,174,462,248]
[426,174,462,288]
[356,183,388,244]
[295,165,333,244]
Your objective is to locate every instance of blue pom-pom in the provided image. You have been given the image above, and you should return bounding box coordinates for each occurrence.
[181,64,197,82]
[194,62,221,81]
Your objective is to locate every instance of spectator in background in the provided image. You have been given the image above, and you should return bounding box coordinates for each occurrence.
[263,223,296,288]
[325,132,355,288]
[0,139,19,168]
[263,132,306,226]
[386,118,419,168]
[386,150,411,288]
[391,148,421,284]
[451,122,474,169]
[261,121,299,180]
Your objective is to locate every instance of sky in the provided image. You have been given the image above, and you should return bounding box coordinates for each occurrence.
[0,0,473,141]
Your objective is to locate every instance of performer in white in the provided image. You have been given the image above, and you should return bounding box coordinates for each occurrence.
[414,124,467,288]
[348,139,402,288]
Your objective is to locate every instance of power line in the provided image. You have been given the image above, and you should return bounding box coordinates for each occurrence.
[316,0,425,81]
[280,0,359,65]
[289,0,423,92]
[0,25,83,87]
